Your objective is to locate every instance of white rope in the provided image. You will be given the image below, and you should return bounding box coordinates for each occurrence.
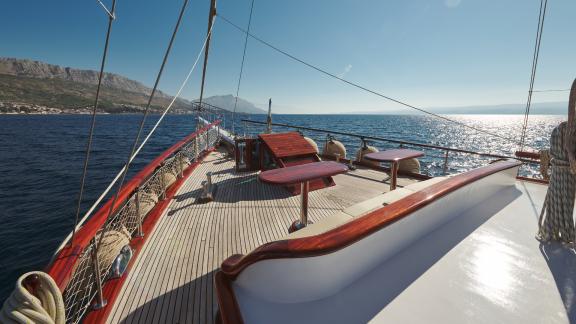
[0,272,65,324]
[53,18,216,256]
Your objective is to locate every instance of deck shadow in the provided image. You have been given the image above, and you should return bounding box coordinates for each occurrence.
[117,270,219,324]
[540,242,576,323]
[170,172,294,215]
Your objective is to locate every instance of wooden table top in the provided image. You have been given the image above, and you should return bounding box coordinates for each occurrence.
[259,161,348,185]
[364,149,424,162]
[259,132,317,159]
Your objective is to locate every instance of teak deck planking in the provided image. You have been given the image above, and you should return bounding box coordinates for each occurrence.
[106,150,418,324]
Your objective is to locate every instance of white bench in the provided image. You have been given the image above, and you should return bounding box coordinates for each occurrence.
[224,163,520,323]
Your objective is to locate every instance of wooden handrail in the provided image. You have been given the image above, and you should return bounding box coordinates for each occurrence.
[47,120,221,291]
[515,150,540,160]
[215,159,522,324]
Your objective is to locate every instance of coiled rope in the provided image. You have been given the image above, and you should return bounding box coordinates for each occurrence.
[537,79,576,243]
[0,272,65,324]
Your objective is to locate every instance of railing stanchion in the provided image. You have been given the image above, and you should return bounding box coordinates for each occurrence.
[135,187,144,238]
[443,150,450,175]
[91,238,107,310]
[160,163,167,200]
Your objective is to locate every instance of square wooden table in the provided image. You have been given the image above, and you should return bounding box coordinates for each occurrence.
[364,149,424,191]
[259,161,348,232]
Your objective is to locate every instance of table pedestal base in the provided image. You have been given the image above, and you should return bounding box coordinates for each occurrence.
[288,219,314,233]
[288,181,312,233]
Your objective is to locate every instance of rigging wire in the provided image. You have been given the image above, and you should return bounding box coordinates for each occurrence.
[231,0,256,135]
[55,7,215,254]
[531,89,570,93]
[218,14,525,146]
[520,0,548,150]
[70,0,117,246]
[96,0,190,251]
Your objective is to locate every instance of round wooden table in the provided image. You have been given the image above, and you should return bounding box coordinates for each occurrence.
[364,149,424,191]
[259,161,348,232]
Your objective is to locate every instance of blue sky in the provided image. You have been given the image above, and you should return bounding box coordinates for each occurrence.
[2,0,575,114]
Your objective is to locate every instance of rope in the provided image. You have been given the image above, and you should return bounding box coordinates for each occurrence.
[537,79,576,244]
[53,7,214,257]
[539,149,550,180]
[70,0,117,247]
[520,0,548,149]
[218,14,524,147]
[565,79,576,174]
[0,272,65,324]
[231,0,256,135]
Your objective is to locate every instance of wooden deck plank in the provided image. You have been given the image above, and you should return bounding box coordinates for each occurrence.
[107,150,419,323]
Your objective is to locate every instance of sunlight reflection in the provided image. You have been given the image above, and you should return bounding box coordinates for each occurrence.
[465,232,526,310]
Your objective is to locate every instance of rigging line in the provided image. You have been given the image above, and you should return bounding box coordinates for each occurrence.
[531,89,570,93]
[96,0,115,19]
[53,16,214,254]
[197,0,217,128]
[232,0,256,135]
[70,0,117,247]
[218,14,524,146]
[55,1,215,255]
[96,0,190,251]
[520,0,548,149]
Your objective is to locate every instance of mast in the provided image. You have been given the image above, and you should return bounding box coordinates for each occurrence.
[197,0,217,126]
[266,98,272,133]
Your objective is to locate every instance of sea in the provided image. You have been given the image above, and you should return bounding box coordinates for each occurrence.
[0,113,563,303]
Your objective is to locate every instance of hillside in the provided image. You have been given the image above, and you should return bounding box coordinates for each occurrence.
[197,95,265,114]
[0,58,263,114]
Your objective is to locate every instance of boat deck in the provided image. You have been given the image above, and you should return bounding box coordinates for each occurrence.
[106,150,419,323]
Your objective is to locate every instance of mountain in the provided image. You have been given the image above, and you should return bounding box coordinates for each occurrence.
[197,95,266,114]
[0,58,262,115]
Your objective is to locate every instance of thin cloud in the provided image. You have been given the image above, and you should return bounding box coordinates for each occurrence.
[338,64,352,78]
[444,0,461,8]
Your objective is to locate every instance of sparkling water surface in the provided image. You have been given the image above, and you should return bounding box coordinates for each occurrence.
[0,113,563,303]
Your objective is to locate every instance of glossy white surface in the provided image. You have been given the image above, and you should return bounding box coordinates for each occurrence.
[234,176,576,323]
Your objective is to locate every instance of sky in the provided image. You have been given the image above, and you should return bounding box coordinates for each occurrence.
[1,0,575,114]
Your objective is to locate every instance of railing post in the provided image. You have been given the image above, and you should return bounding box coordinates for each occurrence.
[443,150,450,175]
[134,187,144,238]
[90,238,107,310]
[177,153,184,179]
[160,163,167,200]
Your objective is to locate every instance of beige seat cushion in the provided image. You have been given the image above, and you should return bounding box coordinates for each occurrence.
[343,188,413,217]
[403,176,448,192]
[285,212,353,239]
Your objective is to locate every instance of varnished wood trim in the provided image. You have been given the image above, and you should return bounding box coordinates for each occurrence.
[215,160,522,321]
[215,269,244,324]
[515,150,541,160]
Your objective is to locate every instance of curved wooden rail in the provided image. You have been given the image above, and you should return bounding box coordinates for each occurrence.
[47,120,221,292]
[515,150,540,160]
[215,159,522,324]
